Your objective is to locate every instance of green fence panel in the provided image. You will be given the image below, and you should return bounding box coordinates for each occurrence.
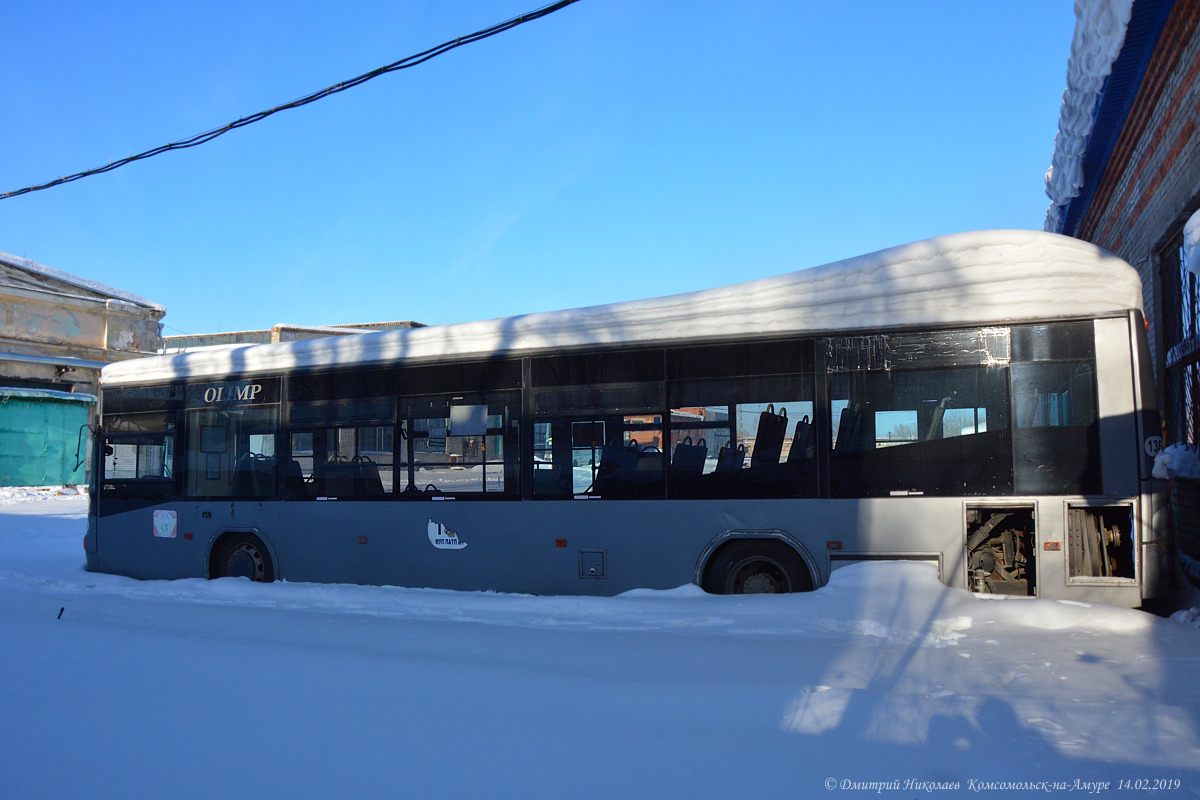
[0,388,96,487]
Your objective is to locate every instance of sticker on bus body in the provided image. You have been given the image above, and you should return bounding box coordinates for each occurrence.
[152,510,178,538]
[428,520,467,550]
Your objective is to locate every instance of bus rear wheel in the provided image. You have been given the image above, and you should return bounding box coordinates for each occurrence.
[212,533,275,582]
[703,539,812,594]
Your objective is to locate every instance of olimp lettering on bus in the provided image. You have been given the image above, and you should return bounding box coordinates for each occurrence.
[202,383,262,404]
[427,520,467,550]
[193,381,266,406]
[184,379,280,407]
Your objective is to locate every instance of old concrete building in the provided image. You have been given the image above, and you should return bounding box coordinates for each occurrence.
[1,251,164,485]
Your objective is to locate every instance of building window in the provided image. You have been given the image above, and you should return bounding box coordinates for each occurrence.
[1163,232,1200,444]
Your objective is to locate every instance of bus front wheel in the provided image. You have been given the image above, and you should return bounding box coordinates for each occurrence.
[211,533,275,583]
[703,540,812,594]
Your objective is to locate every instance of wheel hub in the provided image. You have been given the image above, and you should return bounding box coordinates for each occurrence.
[225,543,265,581]
[728,556,790,594]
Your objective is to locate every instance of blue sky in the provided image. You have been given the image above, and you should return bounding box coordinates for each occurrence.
[1,1,1076,337]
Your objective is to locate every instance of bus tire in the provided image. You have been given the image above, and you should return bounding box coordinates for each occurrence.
[211,533,275,583]
[703,539,812,594]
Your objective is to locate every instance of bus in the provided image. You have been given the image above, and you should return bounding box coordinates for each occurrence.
[86,229,1174,606]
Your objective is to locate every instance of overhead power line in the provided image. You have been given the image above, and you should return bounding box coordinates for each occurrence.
[2,0,582,200]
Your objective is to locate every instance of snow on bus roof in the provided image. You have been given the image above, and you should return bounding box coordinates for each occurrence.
[102,230,1142,386]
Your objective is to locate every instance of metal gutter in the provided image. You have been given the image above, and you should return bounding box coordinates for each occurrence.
[0,352,113,371]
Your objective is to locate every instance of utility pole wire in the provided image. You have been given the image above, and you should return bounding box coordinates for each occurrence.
[1,0,583,200]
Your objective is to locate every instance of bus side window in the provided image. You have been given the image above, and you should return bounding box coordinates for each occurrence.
[532,419,604,498]
[532,415,666,499]
[100,412,177,499]
[288,398,395,499]
[667,375,815,499]
[104,436,173,480]
[1011,360,1100,494]
[828,365,1011,498]
[530,383,663,500]
[287,427,393,499]
[399,397,510,497]
[184,407,279,498]
[532,421,568,497]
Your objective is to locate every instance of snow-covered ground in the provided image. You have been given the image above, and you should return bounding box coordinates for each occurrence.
[3,488,1200,799]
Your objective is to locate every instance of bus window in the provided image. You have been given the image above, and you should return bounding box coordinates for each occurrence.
[565,420,607,495]
[668,375,815,498]
[287,427,393,498]
[288,398,394,499]
[531,381,665,499]
[105,436,173,479]
[101,412,177,500]
[1012,360,1100,494]
[828,365,1011,497]
[399,397,511,497]
[532,415,665,499]
[185,407,279,498]
[532,421,560,495]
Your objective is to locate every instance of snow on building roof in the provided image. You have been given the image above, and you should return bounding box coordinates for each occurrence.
[1042,0,1174,235]
[1043,0,1135,233]
[0,250,165,311]
[101,229,1142,387]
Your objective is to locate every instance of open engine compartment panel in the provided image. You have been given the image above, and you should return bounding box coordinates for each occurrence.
[1067,504,1135,581]
[966,504,1036,596]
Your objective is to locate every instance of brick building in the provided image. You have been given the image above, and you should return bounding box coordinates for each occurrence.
[1045,0,1200,558]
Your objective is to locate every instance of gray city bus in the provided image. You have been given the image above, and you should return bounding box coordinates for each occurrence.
[86,230,1174,606]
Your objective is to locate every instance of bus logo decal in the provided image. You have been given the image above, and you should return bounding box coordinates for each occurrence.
[152,510,177,538]
[428,520,467,550]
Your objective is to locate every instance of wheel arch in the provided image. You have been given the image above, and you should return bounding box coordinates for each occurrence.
[694,529,821,592]
[206,527,280,581]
